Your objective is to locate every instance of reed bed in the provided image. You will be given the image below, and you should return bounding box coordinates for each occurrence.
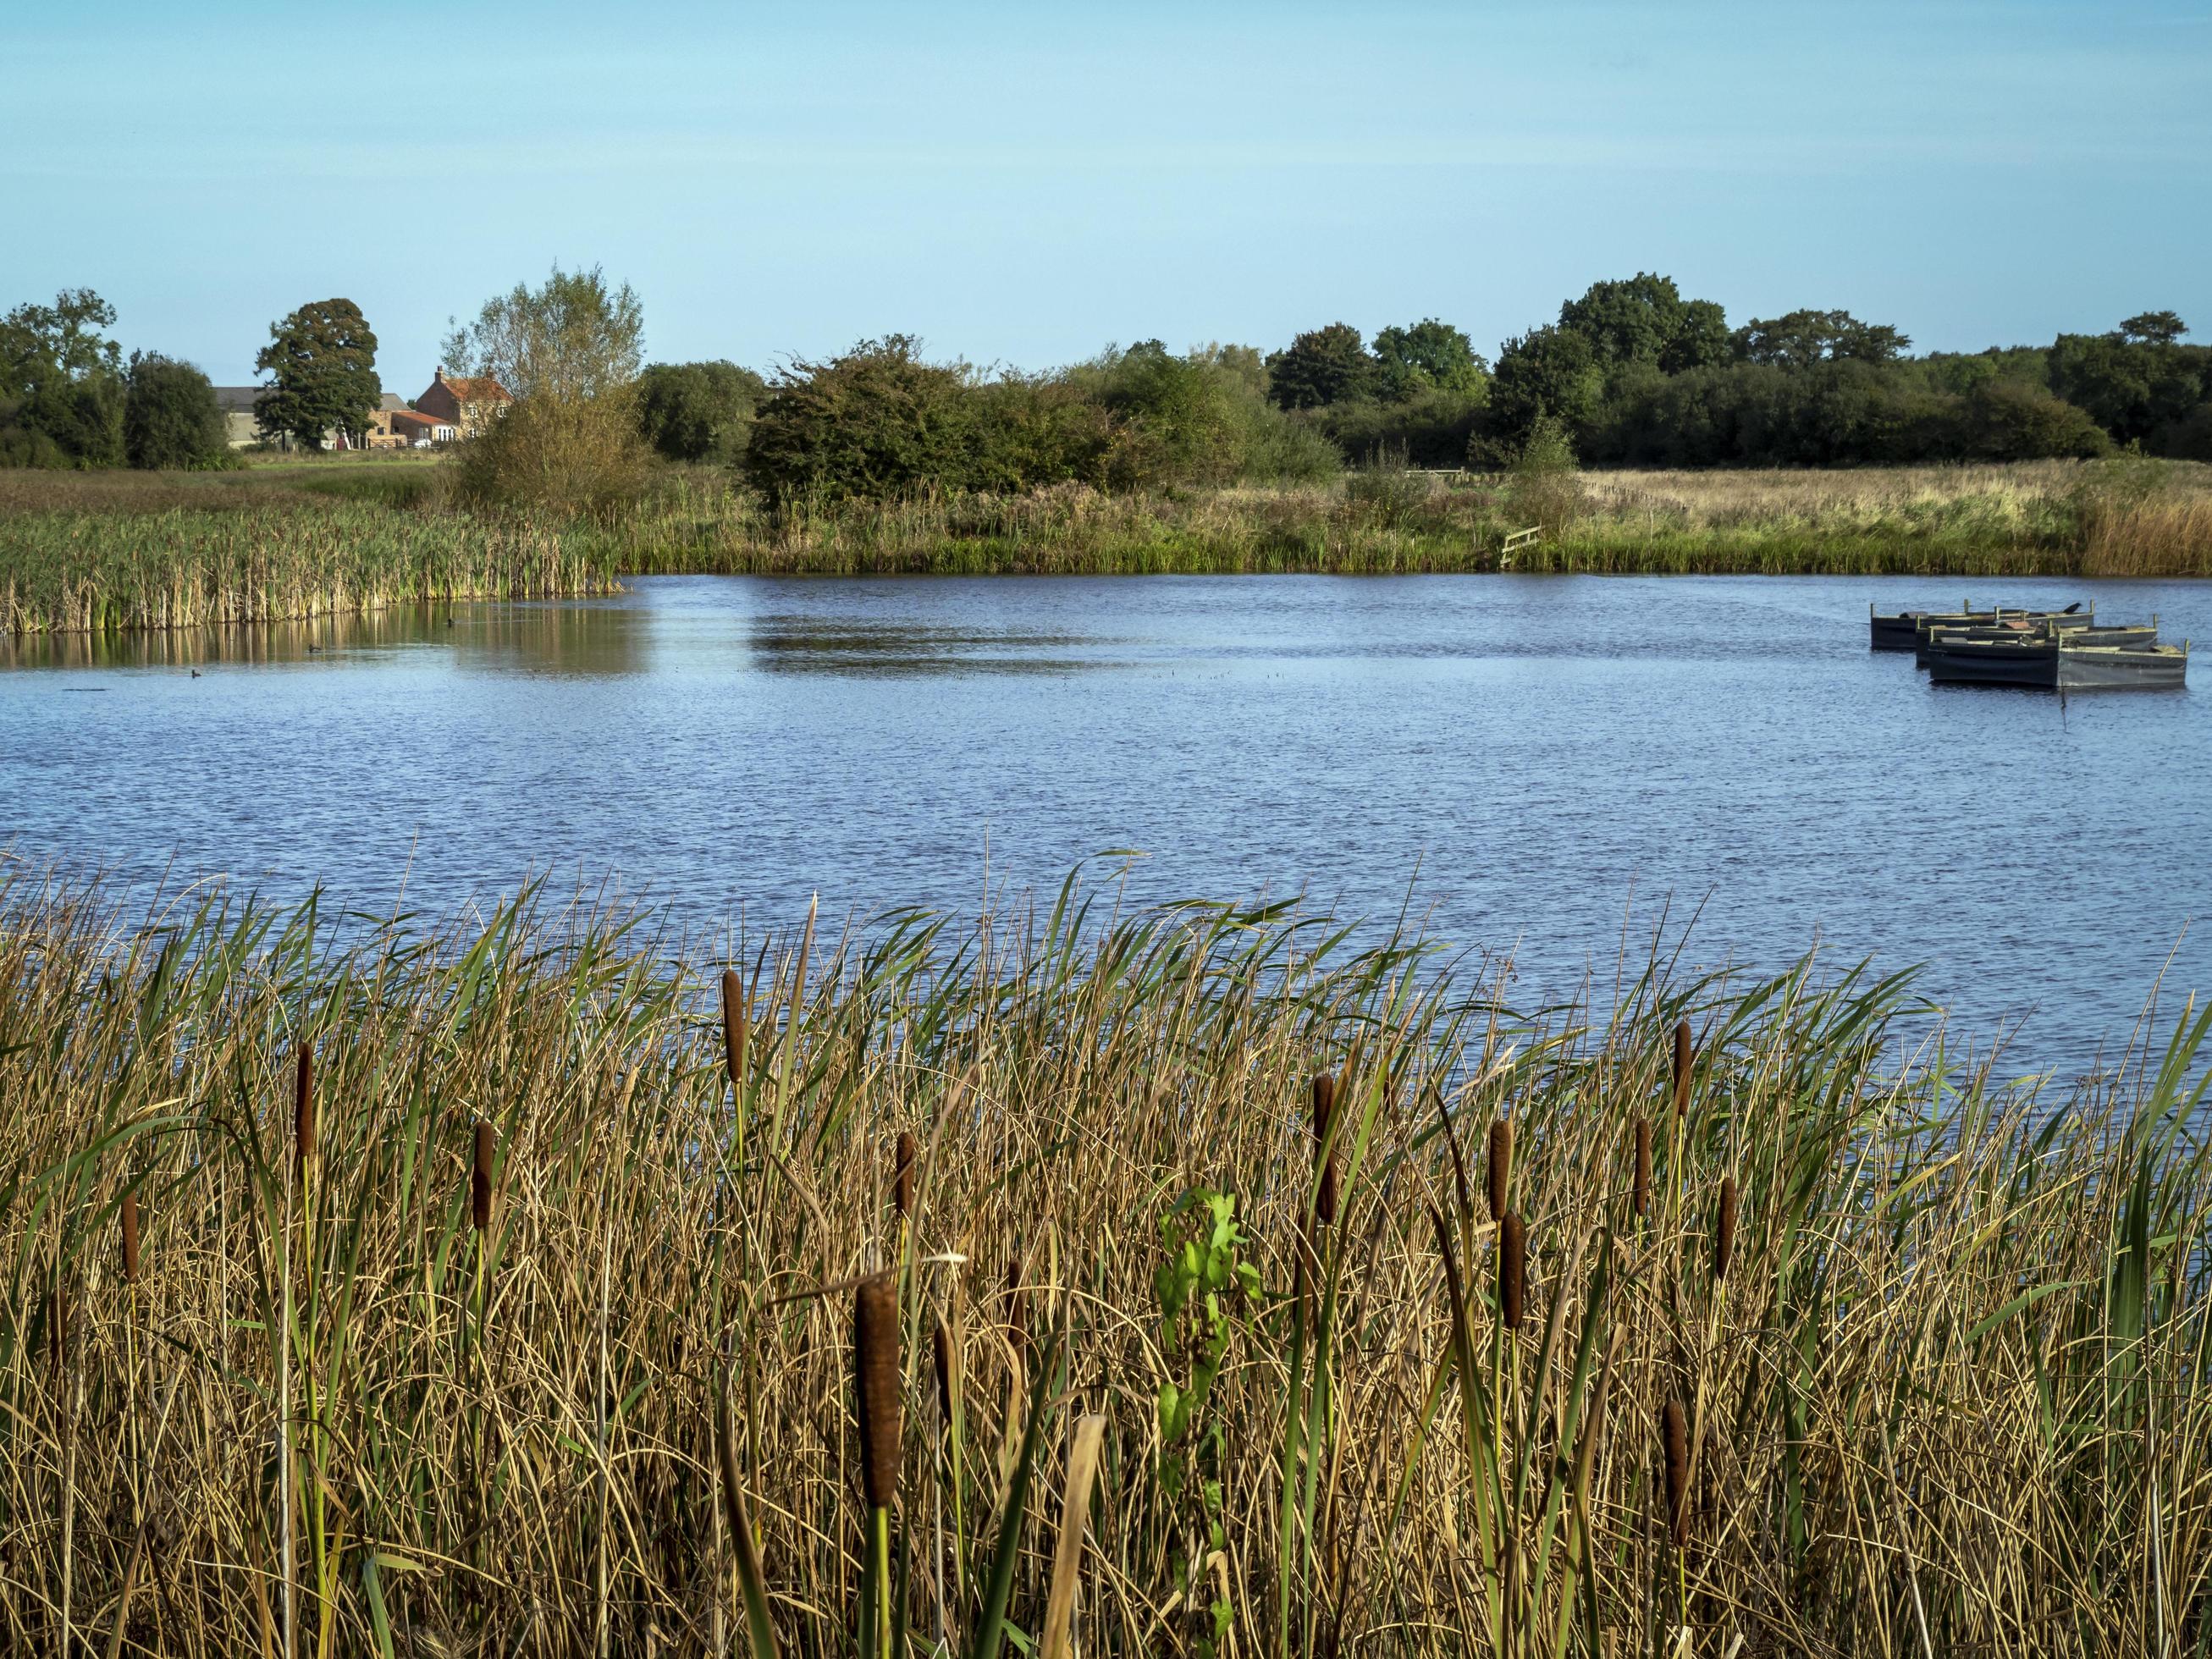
[5,865,2210,1656]
[5,459,2209,633]
[587,460,2212,579]
[0,503,617,633]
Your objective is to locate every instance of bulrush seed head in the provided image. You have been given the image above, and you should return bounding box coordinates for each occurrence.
[854,1272,902,1512]
[121,1191,140,1282]
[932,1312,956,1430]
[1488,1117,1513,1222]
[1663,1397,1691,1547]
[1672,1020,1694,1117]
[1312,1072,1338,1227]
[720,967,747,1090]
[1633,1118,1652,1218]
[472,1121,495,1232]
[894,1129,917,1220]
[1715,1175,1738,1285]
[1499,1210,1526,1331]
[294,1044,315,1169]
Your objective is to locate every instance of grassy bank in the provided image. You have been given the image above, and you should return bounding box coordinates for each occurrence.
[593,459,2212,578]
[3,456,2209,631]
[5,868,2209,1654]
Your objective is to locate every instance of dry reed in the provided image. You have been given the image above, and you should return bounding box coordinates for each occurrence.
[4,868,2210,1655]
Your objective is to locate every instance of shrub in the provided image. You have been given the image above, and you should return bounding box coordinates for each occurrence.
[747,336,982,506]
[124,353,234,471]
[451,391,651,515]
[1503,411,1586,538]
[636,360,764,464]
[1957,380,2110,461]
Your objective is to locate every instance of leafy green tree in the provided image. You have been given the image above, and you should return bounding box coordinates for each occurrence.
[441,264,643,402]
[2115,311,2187,347]
[746,335,982,504]
[1371,318,1489,400]
[1957,380,2110,460]
[445,267,650,511]
[635,360,766,463]
[1558,273,1728,371]
[970,372,1114,490]
[253,299,380,448]
[1188,342,1270,401]
[124,352,232,470]
[1732,309,1911,368]
[0,289,125,466]
[1094,340,1249,488]
[2047,332,2208,446]
[1266,322,1378,409]
[1480,326,1604,459]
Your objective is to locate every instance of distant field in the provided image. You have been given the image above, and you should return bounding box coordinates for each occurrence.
[4,457,2209,631]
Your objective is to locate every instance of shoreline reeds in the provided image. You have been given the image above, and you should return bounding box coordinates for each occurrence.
[3,865,2209,1654]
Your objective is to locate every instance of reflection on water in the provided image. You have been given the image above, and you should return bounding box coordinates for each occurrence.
[0,604,461,670]
[455,602,649,679]
[747,615,1106,675]
[0,598,653,679]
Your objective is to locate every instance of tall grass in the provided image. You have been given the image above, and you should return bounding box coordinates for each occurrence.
[5,865,2209,1654]
[6,460,2210,633]
[0,502,616,632]
[586,460,2212,579]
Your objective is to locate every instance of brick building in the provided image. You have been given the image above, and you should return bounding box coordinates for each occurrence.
[415,368,513,437]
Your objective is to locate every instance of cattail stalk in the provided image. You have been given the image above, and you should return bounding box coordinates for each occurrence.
[855,1274,902,1512]
[720,967,748,1089]
[472,1121,495,1232]
[294,1043,314,1170]
[121,1191,141,1283]
[893,1129,917,1221]
[1498,1211,1525,1331]
[1633,1119,1652,1219]
[1671,1020,1694,1118]
[854,1273,900,1659]
[1312,1072,1339,1225]
[1312,1072,1339,1227]
[1714,1176,1738,1286]
[1663,1397,1691,1548]
[932,1312,957,1433]
[1487,1118,1513,1222]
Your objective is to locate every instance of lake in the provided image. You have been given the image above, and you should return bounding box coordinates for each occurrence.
[3,573,2206,1077]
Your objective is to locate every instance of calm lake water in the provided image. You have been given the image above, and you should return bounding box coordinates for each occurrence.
[3,574,2207,1076]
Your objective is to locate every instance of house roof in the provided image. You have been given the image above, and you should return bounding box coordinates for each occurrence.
[390,409,452,430]
[211,386,259,413]
[442,375,511,403]
[379,393,407,411]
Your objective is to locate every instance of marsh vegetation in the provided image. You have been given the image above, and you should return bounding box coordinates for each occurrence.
[6,870,2210,1654]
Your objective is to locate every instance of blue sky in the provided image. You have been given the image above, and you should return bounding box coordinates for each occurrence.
[6,2,2209,388]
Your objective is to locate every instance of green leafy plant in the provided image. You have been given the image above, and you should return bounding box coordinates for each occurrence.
[1156,1186,1257,1656]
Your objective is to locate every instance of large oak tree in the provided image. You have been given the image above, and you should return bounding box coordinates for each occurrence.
[254,299,381,448]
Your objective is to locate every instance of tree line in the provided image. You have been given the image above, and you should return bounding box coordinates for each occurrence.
[8,273,2208,501]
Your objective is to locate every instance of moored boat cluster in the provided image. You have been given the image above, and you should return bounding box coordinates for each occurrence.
[1870,600,2189,689]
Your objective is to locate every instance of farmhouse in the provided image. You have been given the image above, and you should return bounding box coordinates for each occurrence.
[415,367,513,437]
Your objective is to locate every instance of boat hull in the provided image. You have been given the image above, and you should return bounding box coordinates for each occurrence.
[2055,647,2189,690]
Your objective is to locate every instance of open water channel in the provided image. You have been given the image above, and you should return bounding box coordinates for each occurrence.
[4,573,2208,1078]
